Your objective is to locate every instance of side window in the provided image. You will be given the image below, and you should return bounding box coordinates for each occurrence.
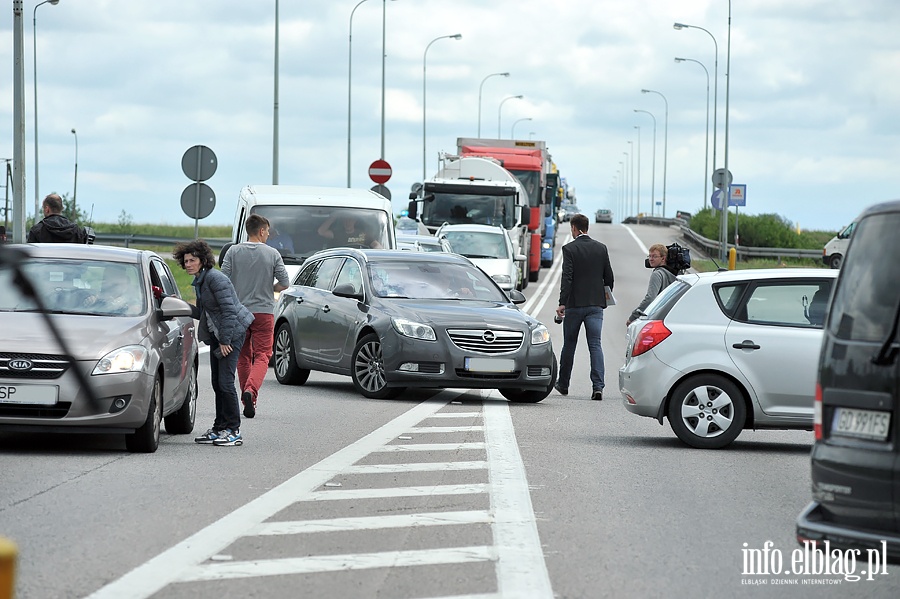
[295,260,320,287]
[741,281,832,327]
[829,214,900,341]
[310,258,343,291]
[714,282,748,319]
[334,259,363,295]
[151,260,178,298]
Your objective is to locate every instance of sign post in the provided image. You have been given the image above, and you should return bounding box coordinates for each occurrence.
[181,145,218,237]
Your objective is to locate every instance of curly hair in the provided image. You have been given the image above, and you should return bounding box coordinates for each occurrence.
[173,239,216,270]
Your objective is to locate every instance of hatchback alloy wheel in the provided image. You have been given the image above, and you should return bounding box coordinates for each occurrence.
[668,374,747,449]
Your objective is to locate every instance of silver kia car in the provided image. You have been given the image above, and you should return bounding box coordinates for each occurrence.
[0,244,198,452]
[619,268,838,449]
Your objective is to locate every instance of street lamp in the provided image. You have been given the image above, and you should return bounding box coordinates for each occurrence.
[33,0,60,219]
[634,109,656,217]
[724,0,733,255]
[498,95,523,138]
[623,149,630,217]
[674,21,719,213]
[633,126,641,220]
[510,117,532,139]
[675,57,710,210]
[477,72,509,137]
[641,89,668,218]
[273,0,279,184]
[423,33,461,181]
[70,128,77,219]
[346,0,370,187]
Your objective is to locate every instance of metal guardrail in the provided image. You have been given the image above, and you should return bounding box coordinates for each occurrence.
[93,233,230,250]
[624,217,823,261]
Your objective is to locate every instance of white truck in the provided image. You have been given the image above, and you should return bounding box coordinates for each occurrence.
[408,154,532,289]
[822,221,855,269]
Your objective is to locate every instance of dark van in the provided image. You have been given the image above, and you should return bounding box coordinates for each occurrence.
[796,199,900,563]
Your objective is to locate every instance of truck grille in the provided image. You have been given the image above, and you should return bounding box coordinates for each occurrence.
[0,353,70,380]
[447,329,523,354]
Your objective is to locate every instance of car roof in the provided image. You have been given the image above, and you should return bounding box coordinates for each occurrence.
[437,224,508,235]
[20,243,148,264]
[396,234,442,244]
[687,268,838,284]
[309,247,470,266]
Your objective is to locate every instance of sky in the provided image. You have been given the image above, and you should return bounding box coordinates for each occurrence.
[2,0,899,232]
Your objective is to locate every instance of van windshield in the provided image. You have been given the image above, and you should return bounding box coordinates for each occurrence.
[250,206,391,262]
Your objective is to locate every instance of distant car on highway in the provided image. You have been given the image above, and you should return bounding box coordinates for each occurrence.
[272,249,556,402]
[397,233,453,253]
[562,204,580,222]
[0,244,199,452]
[619,268,838,448]
[437,224,525,291]
[595,209,613,224]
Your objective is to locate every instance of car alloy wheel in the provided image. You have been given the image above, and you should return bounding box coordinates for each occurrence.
[126,376,162,453]
[351,333,403,399]
[164,361,197,434]
[667,374,747,449]
[274,323,311,385]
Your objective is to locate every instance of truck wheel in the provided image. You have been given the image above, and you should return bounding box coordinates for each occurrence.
[829,254,843,269]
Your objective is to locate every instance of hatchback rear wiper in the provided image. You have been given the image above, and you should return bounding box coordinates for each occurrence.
[871,297,900,365]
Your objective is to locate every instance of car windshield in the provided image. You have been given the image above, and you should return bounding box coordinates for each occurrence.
[440,231,509,259]
[0,259,145,316]
[251,205,391,262]
[367,260,507,302]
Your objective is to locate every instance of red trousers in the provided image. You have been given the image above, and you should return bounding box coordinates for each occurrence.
[237,313,274,404]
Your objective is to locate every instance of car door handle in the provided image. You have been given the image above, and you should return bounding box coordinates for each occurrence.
[322,305,331,313]
[295,296,304,304]
[732,340,761,350]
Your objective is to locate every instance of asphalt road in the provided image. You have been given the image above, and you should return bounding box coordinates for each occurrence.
[2,222,898,599]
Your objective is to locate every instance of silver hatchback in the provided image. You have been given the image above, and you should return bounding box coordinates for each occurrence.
[619,268,838,448]
[0,244,198,452]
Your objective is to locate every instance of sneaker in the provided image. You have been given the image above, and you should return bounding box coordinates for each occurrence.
[242,391,255,419]
[213,429,243,446]
[194,428,220,444]
[554,383,568,396]
[591,390,603,401]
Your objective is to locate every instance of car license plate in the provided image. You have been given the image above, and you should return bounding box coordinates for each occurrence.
[831,407,891,441]
[465,357,516,373]
[0,384,59,405]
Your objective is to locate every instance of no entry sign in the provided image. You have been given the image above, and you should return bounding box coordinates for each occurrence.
[368,159,392,184]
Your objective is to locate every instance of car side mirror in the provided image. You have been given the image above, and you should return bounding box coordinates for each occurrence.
[514,254,527,262]
[332,283,364,301]
[407,200,418,219]
[506,289,526,304]
[157,296,193,321]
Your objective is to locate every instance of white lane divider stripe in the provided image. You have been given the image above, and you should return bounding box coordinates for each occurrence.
[251,510,494,535]
[179,546,497,582]
[373,442,485,452]
[343,460,487,473]
[306,483,487,501]
[427,412,483,418]
[406,425,485,433]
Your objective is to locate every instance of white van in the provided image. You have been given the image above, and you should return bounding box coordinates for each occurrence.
[223,185,396,280]
[822,221,855,269]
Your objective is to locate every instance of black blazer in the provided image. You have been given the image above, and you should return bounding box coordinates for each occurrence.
[558,234,614,308]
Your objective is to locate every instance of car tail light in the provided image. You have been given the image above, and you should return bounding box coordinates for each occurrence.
[631,320,672,357]
[814,382,823,440]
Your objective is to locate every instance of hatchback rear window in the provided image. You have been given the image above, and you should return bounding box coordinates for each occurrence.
[828,213,900,341]
[644,279,689,320]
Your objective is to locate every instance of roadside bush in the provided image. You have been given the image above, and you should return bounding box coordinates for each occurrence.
[688,208,836,250]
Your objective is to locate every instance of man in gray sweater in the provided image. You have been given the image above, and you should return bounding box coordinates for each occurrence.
[627,243,677,326]
[222,214,290,418]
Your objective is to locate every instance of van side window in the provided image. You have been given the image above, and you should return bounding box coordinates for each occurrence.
[829,214,900,341]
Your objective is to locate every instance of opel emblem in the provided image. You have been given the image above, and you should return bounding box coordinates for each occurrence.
[482,330,496,343]
[9,359,33,371]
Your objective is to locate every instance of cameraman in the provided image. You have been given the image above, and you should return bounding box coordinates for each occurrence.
[27,193,90,244]
[627,243,678,326]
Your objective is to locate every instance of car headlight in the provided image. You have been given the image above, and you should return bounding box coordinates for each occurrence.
[392,318,436,341]
[531,325,551,345]
[93,345,149,375]
[492,274,511,285]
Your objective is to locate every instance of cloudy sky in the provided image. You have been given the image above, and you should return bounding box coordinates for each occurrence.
[2,0,897,232]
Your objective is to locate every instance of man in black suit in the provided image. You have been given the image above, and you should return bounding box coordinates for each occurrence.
[555,213,615,401]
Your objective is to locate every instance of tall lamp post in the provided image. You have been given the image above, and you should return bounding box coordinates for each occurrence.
[641,89,668,217]
[422,33,461,181]
[675,57,710,209]
[723,0,733,256]
[477,72,509,137]
[346,0,370,187]
[273,0,279,184]
[633,109,656,218]
[510,117,532,139]
[633,126,641,220]
[33,0,60,219]
[497,95,523,138]
[70,128,77,218]
[674,21,719,211]
[626,142,634,217]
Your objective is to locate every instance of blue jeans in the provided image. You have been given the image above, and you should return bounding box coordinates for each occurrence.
[210,336,245,432]
[558,305,605,392]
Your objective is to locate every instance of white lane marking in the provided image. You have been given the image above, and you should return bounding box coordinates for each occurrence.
[407,425,485,433]
[344,461,487,473]
[251,510,494,535]
[427,412,483,418]
[522,231,569,317]
[483,392,554,598]
[373,442,486,452]
[306,484,488,501]
[84,392,461,599]
[622,224,649,254]
[179,546,497,582]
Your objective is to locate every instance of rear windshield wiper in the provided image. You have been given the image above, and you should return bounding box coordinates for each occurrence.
[872,297,900,365]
